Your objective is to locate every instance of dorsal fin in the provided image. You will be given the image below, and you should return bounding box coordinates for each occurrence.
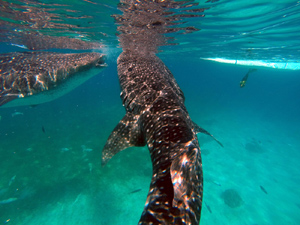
[193,122,224,148]
[101,112,145,166]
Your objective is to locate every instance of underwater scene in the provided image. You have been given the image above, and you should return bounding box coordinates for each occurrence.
[0,0,300,224]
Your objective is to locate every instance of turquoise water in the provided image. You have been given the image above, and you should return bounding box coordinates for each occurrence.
[1,0,300,224]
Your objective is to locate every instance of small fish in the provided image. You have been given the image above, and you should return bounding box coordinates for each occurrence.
[61,147,70,152]
[11,112,23,117]
[204,201,212,214]
[129,189,142,194]
[212,180,221,186]
[0,197,18,204]
[81,145,93,152]
[260,185,268,194]
[42,126,45,133]
[8,175,16,186]
[240,68,257,88]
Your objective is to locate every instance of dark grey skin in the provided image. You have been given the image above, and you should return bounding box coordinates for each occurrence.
[102,51,203,225]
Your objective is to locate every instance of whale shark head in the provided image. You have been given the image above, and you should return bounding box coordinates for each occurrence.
[0,52,106,108]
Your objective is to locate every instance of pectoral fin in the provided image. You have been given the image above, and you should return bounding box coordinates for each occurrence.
[101,112,145,166]
[193,122,224,148]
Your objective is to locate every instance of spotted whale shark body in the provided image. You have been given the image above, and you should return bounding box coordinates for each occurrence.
[101,0,222,224]
[102,51,204,224]
[0,52,106,107]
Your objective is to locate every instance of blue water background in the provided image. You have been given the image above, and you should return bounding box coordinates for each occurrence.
[1,54,300,224]
[1,0,300,224]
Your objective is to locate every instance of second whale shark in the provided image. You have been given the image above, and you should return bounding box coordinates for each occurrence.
[0,51,106,107]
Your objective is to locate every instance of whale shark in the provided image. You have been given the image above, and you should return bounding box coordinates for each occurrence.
[102,52,203,224]
[0,52,106,107]
[102,51,204,224]
[101,0,215,224]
